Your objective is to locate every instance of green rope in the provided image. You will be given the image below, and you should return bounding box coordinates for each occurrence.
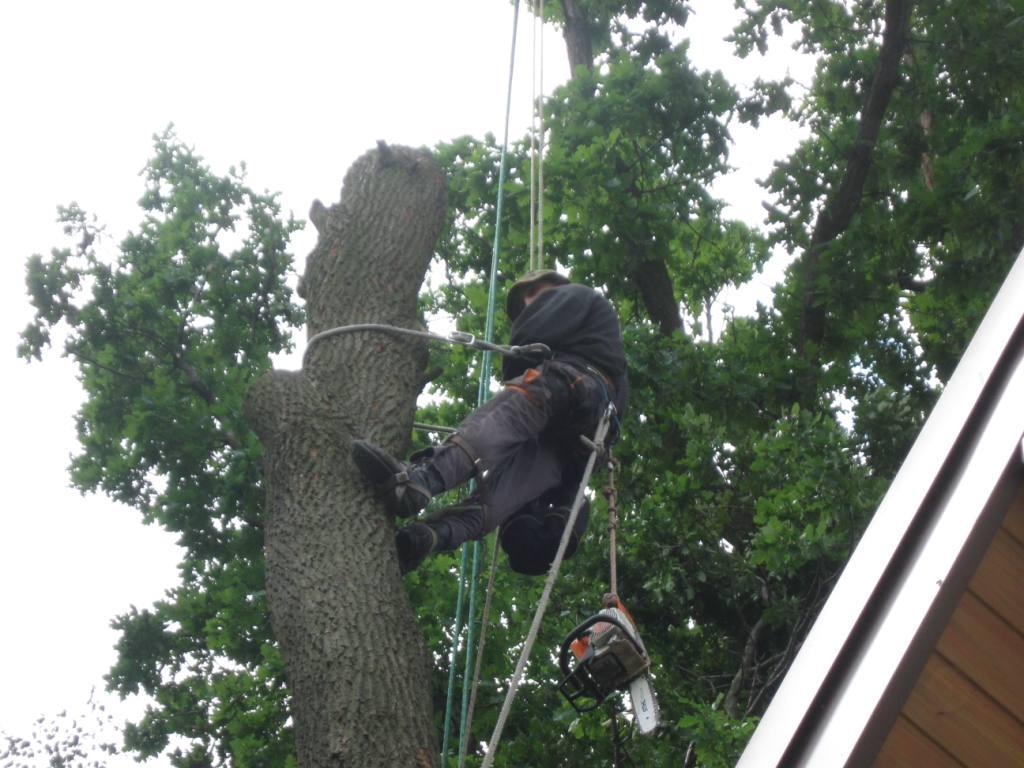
[459,534,501,767]
[441,548,468,761]
[442,1,522,763]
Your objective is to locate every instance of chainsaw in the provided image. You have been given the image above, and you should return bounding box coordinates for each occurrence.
[557,597,660,735]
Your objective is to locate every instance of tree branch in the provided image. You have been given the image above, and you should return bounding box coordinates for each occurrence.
[632,256,684,335]
[898,273,929,292]
[796,0,913,395]
[68,351,148,383]
[744,576,830,717]
[559,0,594,76]
[724,616,766,719]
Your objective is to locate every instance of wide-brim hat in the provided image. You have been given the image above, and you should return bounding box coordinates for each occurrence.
[506,269,571,320]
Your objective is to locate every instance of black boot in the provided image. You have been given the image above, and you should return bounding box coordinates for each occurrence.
[499,499,590,576]
[500,510,551,576]
[395,522,439,574]
[352,440,436,518]
[545,499,590,559]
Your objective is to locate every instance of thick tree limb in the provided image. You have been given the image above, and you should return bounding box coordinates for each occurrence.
[632,256,684,335]
[560,0,594,75]
[796,0,913,393]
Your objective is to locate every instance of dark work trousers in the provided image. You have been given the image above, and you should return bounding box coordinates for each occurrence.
[421,360,609,550]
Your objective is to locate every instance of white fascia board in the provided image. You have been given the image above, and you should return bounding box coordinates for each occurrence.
[737,247,1024,768]
[798,349,1024,766]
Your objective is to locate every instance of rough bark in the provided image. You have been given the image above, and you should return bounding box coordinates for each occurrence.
[632,255,685,335]
[560,0,594,75]
[795,0,912,397]
[245,144,447,768]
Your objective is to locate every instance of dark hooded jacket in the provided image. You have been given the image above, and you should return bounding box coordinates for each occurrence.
[502,283,629,416]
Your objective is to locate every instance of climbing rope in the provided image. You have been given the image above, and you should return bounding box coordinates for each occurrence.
[458,533,501,767]
[413,422,456,435]
[536,0,546,271]
[532,10,540,272]
[529,0,546,271]
[610,705,637,767]
[463,6,549,756]
[480,404,615,768]
[444,1,523,762]
[612,707,622,768]
[604,455,620,603]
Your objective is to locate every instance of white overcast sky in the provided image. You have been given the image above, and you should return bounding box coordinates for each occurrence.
[0,1,809,763]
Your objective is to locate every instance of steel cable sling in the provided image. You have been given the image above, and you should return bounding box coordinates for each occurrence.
[304,324,550,368]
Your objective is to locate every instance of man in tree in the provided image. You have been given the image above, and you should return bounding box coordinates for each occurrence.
[353,269,629,574]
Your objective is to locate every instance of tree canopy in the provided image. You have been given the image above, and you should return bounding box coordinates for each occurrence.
[20,1,1024,766]
[21,129,303,766]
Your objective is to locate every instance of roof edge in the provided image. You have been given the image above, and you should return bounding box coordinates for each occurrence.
[737,246,1024,767]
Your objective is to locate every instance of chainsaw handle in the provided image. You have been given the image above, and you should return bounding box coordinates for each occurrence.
[557,613,646,678]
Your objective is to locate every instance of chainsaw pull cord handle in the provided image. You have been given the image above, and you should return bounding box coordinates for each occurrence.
[603,454,620,607]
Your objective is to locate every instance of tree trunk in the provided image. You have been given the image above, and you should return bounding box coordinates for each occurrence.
[245,144,447,768]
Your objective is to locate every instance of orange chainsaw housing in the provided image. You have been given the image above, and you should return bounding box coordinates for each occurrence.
[558,598,650,713]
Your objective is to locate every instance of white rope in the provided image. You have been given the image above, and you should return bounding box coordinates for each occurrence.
[480,405,614,768]
[528,0,547,272]
[537,0,545,271]
[529,6,539,271]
